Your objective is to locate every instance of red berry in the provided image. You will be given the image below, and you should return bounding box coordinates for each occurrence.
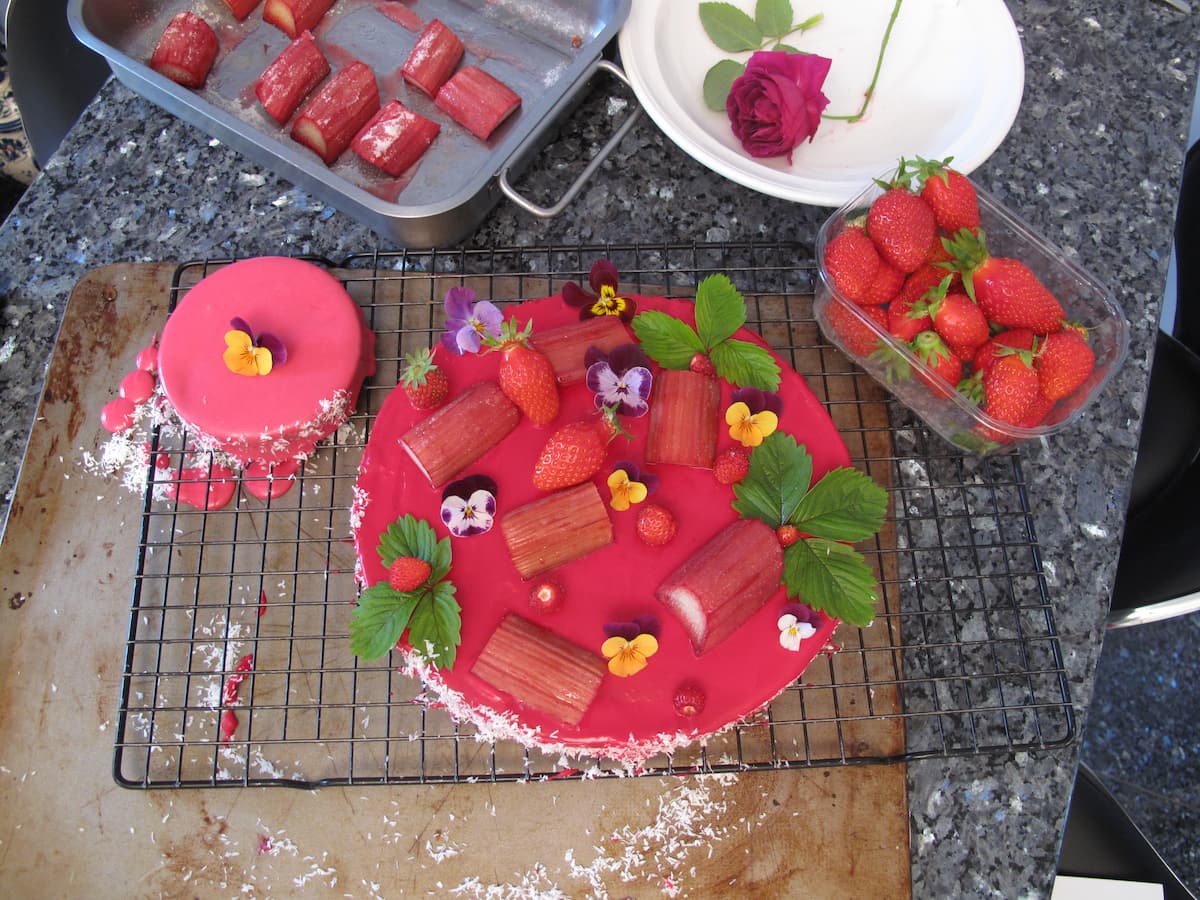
[913,157,980,233]
[776,524,801,547]
[387,556,432,592]
[528,579,564,614]
[824,226,881,304]
[1035,331,1096,401]
[636,503,677,547]
[689,353,716,376]
[867,187,937,274]
[713,447,751,485]
[400,347,449,410]
[825,299,888,358]
[672,682,707,717]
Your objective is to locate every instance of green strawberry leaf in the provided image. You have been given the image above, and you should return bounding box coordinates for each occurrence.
[631,309,705,370]
[349,583,422,660]
[709,339,781,391]
[791,467,889,543]
[703,59,746,111]
[755,0,793,38]
[377,514,448,578]
[406,581,461,670]
[731,432,813,527]
[695,274,746,349]
[783,538,879,627]
[699,2,764,52]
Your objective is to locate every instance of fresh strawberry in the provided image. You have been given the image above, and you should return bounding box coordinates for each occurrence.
[636,503,677,546]
[825,299,888,357]
[914,280,990,361]
[388,556,431,592]
[912,156,980,233]
[688,353,716,376]
[492,320,560,426]
[944,230,1065,333]
[532,411,618,491]
[1035,330,1095,400]
[866,186,937,273]
[776,524,801,547]
[824,226,881,304]
[910,331,963,396]
[861,259,905,306]
[972,329,1037,376]
[399,347,449,410]
[1017,390,1056,429]
[983,351,1040,425]
[887,292,933,343]
[713,447,751,485]
[672,682,707,717]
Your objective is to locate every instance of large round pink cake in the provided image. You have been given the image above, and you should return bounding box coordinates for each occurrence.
[352,290,868,762]
[158,257,376,465]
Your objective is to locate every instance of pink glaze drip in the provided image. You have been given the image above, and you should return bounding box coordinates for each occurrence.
[170,465,238,510]
[119,368,157,404]
[242,458,301,500]
[101,397,137,433]
[135,341,159,373]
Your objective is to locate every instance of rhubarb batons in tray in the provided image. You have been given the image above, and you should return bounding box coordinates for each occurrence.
[255,31,330,124]
[435,66,521,140]
[401,19,465,98]
[263,0,336,39]
[150,12,219,89]
[352,100,441,177]
[644,369,720,468]
[221,0,263,20]
[291,61,380,165]
[399,381,520,488]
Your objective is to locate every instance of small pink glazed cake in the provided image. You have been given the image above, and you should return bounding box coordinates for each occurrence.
[157,257,375,465]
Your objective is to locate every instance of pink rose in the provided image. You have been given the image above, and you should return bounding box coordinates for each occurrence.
[726,51,832,163]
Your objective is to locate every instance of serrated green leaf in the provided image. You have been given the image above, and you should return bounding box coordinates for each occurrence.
[630,309,705,370]
[703,59,745,112]
[791,467,889,542]
[709,339,781,390]
[755,0,793,37]
[695,274,746,349]
[783,538,879,626]
[731,432,813,526]
[773,43,803,54]
[429,536,452,582]
[377,514,441,568]
[349,583,421,660]
[406,581,461,670]
[699,2,764,52]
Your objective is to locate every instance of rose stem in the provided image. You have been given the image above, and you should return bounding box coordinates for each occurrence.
[821,0,903,124]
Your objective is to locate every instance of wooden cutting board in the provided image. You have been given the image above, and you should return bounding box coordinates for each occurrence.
[0,263,910,898]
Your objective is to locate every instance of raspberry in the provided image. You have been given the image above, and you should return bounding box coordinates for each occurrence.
[388,556,432,592]
[528,579,564,614]
[672,682,707,717]
[635,504,677,547]
[776,525,801,548]
[688,353,716,376]
[713,447,751,485]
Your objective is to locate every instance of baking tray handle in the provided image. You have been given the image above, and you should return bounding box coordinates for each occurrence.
[498,59,643,219]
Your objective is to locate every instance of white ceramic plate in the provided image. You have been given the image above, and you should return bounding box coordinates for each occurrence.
[618,0,1024,207]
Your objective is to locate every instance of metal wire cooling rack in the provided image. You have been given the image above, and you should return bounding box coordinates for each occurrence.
[113,242,1076,789]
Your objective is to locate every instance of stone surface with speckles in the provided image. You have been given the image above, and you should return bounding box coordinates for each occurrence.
[1,3,1199,897]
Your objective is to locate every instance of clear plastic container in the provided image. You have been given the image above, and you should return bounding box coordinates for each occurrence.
[814,175,1130,454]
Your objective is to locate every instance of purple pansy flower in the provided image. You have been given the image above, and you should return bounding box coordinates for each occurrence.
[230,317,287,365]
[603,614,661,642]
[440,286,504,355]
[440,475,498,537]
[585,343,653,417]
[731,386,784,417]
[611,460,659,496]
[562,259,637,322]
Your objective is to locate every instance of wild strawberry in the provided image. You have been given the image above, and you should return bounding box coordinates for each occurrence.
[825,299,888,357]
[824,226,881,303]
[672,682,707,717]
[531,410,619,491]
[983,351,1040,425]
[528,579,564,614]
[399,347,449,410]
[912,156,980,233]
[944,230,1065,333]
[776,524,801,547]
[866,186,937,273]
[689,353,717,376]
[388,556,432,592]
[914,281,990,361]
[972,329,1037,376]
[1035,331,1095,400]
[860,260,905,306]
[635,503,677,546]
[713,447,751,485]
[910,331,963,397]
[492,319,560,426]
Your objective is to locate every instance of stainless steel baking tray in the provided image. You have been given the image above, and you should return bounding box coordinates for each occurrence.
[68,0,637,246]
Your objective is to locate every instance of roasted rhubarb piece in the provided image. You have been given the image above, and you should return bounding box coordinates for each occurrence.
[644,369,720,468]
[656,518,784,655]
[435,66,521,141]
[150,12,219,89]
[255,31,330,124]
[351,100,441,176]
[263,0,336,39]
[291,61,381,165]
[471,614,606,726]
[501,482,613,579]
[222,0,263,20]
[399,380,519,488]
[529,317,630,386]
[401,18,465,98]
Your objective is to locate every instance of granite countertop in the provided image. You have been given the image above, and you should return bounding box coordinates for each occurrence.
[0,2,1196,896]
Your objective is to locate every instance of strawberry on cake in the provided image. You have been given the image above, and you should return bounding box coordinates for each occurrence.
[350,260,887,762]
